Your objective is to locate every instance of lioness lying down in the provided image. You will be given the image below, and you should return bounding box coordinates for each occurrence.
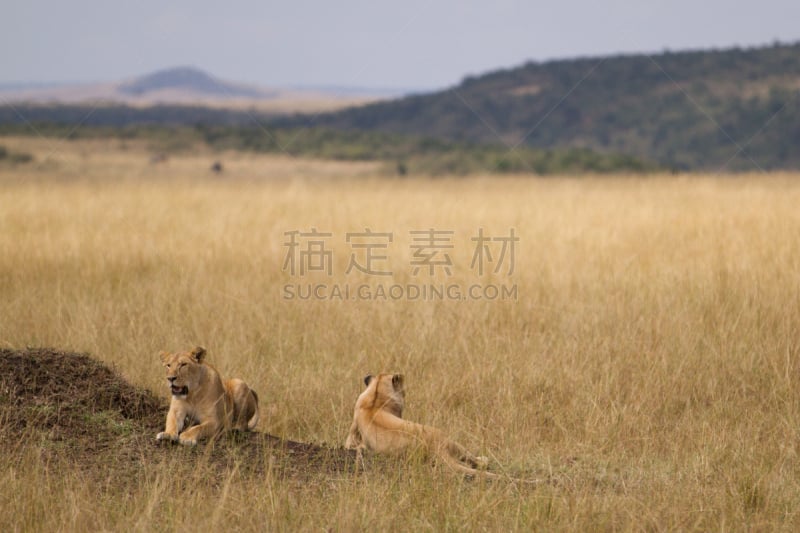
[156,346,259,446]
[346,373,521,479]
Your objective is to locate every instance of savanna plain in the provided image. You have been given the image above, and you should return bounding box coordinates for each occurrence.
[1,137,800,531]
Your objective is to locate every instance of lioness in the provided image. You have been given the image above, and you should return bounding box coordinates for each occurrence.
[156,346,259,446]
[345,373,498,477]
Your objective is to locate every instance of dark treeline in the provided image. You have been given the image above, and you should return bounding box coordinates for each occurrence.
[3,42,799,172]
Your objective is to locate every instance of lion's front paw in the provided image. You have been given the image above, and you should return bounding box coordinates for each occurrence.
[156,432,178,442]
[178,436,198,446]
[475,456,490,469]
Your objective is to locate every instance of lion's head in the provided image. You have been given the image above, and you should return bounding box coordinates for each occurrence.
[362,373,405,417]
[159,346,207,397]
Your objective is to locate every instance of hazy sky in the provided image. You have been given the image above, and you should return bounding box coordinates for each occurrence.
[2,1,799,90]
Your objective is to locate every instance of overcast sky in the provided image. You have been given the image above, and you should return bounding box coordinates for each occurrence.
[2,1,799,90]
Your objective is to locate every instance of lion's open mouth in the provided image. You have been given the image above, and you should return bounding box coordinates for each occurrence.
[171,385,189,396]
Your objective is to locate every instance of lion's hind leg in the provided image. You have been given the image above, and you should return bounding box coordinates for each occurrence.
[345,419,363,450]
[442,439,489,470]
[225,379,260,432]
[245,389,260,430]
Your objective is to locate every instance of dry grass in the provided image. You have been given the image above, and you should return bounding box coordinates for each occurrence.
[2,137,800,530]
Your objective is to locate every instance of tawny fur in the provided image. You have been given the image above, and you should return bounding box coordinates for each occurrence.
[345,373,499,477]
[156,346,259,446]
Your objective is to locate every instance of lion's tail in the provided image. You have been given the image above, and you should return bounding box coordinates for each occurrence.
[442,456,544,485]
[247,389,260,430]
[438,446,545,485]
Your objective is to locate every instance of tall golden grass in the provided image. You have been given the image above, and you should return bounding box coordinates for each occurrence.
[2,137,800,530]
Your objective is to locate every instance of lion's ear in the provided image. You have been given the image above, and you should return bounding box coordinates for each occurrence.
[391,374,404,390]
[363,374,374,387]
[191,346,207,363]
[158,351,170,363]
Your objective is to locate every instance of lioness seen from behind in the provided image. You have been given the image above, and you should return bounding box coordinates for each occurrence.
[345,373,495,475]
[345,373,543,484]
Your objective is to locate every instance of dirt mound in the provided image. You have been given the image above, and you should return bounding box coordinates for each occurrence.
[0,347,164,427]
[0,348,357,480]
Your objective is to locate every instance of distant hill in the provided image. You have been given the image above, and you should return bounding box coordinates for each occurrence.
[0,67,392,114]
[117,66,267,98]
[279,42,800,171]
